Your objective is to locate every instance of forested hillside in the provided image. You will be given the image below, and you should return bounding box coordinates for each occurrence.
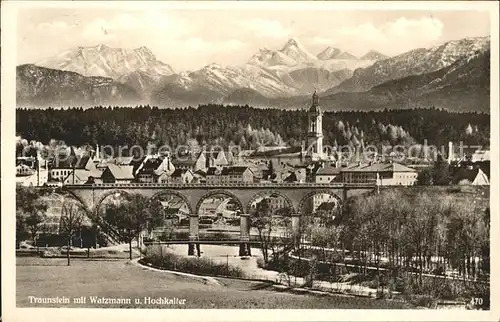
[16,105,489,153]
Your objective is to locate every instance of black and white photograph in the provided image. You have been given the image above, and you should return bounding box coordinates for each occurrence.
[1,1,499,321]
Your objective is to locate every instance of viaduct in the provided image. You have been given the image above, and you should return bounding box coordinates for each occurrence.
[55,183,375,256]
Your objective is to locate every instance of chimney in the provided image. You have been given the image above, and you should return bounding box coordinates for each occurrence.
[448,142,454,164]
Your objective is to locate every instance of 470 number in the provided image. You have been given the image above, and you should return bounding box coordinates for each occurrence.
[470,297,483,305]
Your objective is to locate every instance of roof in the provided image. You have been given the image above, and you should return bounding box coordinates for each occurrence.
[316,166,341,176]
[17,157,36,167]
[171,168,192,178]
[221,166,253,176]
[160,200,187,209]
[194,169,207,177]
[62,169,96,183]
[283,172,298,183]
[340,162,416,173]
[206,167,219,175]
[105,164,135,180]
[114,156,135,165]
[171,158,197,166]
[50,154,91,170]
[202,150,224,159]
[137,157,165,175]
[249,146,302,158]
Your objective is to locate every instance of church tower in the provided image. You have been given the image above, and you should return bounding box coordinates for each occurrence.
[307,91,324,160]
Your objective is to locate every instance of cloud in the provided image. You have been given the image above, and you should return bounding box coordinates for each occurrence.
[243,18,291,39]
[311,36,337,46]
[310,17,444,56]
[178,38,247,56]
[37,20,70,32]
[81,11,191,42]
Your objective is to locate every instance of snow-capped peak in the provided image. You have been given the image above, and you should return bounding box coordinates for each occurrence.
[279,38,317,63]
[36,44,175,80]
[281,38,302,50]
[317,47,342,60]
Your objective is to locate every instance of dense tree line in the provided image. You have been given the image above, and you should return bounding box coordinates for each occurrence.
[340,188,490,281]
[254,187,489,306]
[16,105,489,155]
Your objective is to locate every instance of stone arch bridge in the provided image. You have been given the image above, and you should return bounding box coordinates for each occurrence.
[56,183,374,256]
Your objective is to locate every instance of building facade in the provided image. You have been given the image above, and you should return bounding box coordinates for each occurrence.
[340,162,418,186]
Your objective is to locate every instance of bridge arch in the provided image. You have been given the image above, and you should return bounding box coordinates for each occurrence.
[195,190,244,215]
[94,190,132,215]
[61,190,93,215]
[297,190,343,216]
[149,190,193,214]
[247,191,295,215]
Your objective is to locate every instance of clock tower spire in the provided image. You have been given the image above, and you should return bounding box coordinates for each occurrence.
[307,90,324,160]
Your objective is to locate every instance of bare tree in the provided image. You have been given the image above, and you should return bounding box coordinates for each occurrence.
[60,201,86,266]
[250,199,273,264]
[104,193,164,260]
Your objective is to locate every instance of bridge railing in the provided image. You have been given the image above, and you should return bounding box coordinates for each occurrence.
[62,182,376,189]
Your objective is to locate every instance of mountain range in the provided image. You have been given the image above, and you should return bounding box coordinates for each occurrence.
[16,64,141,108]
[17,36,490,112]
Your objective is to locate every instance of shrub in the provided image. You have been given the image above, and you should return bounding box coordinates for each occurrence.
[142,246,245,278]
[407,294,437,309]
[40,249,61,258]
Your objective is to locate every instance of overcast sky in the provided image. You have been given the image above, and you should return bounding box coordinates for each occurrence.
[17,8,491,71]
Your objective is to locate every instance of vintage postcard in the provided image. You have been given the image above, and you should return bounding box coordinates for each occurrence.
[2,1,499,321]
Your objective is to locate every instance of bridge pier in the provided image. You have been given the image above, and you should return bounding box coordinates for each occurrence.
[291,214,301,246]
[239,214,251,257]
[188,214,200,256]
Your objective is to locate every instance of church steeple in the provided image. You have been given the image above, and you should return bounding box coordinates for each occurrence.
[309,90,321,113]
[306,91,324,160]
[312,90,319,106]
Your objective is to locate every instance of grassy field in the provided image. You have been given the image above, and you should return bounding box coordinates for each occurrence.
[17,257,412,309]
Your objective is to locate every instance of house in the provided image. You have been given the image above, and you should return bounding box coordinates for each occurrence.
[304,193,340,215]
[48,149,97,182]
[170,169,195,184]
[314,165,341,183]
[221,166,254,184]
[159,200,190,224]
[101,164,135,184]
[171,158,198,171]
[205,166,254,184]
[16,164,34,177]
[198,196,226,215]
[340,162,418,186]
[134,156,175,183]
[242,146,306,169]
[206,167,223,184]
[195,150,229,170]
[61,168,101,185]
[15,169,49,187]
